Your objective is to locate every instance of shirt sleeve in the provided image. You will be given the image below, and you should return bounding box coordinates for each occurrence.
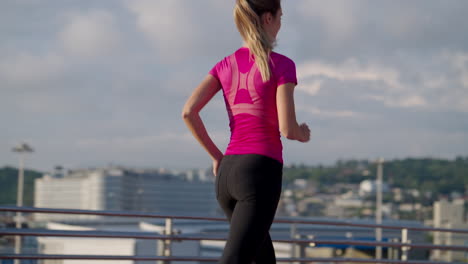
[276,57,297,86]
[208,61,220,81]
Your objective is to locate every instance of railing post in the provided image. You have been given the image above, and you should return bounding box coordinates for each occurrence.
[293,233,307,264]
[15,154,25,264]
[346,232,354,257]
[401,228,411,261]
[14,212,22,264]
[388,238,399,260]
[375,158,384,262]
[290,223,306,264]
[163,218,173,264]
[290,223,296,263]
[388,238,392,260]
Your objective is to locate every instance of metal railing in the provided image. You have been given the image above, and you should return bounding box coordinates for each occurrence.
[1,206,467,264]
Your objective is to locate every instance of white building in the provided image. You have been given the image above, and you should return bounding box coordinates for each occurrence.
[432,198,468,262]
[34,167,220,221]
[358,180,390,197]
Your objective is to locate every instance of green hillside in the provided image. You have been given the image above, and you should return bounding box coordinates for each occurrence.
[283,156,468,199]
[0,166,43,206]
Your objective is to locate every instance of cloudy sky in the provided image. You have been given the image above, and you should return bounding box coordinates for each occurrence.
[2,0,468,172]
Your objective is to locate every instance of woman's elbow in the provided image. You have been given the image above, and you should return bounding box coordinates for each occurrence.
[181,110,194,121]
[181,105,192,119]
[181,109,190,120]
[181,105,199,120]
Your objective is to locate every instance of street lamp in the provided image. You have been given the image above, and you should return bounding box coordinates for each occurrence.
[11,142,34,264]
[375,158,384,261]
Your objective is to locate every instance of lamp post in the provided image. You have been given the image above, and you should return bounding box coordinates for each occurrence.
[375,158,384,261]
[12,142,34,264]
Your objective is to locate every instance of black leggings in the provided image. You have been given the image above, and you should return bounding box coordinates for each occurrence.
[215,154,283,264]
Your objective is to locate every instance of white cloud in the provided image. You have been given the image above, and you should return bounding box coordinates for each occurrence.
[296,54,466,111]
[0,52,65,85]
[397,95,427,108]
[449,52,468,88]
[59,10,121,58]
[126,0,197,61]
[297,105,362,118]
[76,133,193,151]
[283,128,468,166]
[14,92,80,114]
[72,130,229,169]
[297,58,403,90]
[0,9,122,87]
[431,51,468,111]
[422,75,448,89]
[125,0,240,62]
[297,0,358,42]
[299,80,323,96]
[462,74,468,89]
[364,94,427,108]
[382,5,424,39]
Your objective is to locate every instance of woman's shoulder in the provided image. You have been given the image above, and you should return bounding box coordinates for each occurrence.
[212,53,233,70]
[215,47,243,64]
[270,51,298,84]
[270,51,296,74]
[271,51,296,65]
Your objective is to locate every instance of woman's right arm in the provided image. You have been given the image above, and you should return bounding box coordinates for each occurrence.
[277,83,310,142]
[182,75,224,176]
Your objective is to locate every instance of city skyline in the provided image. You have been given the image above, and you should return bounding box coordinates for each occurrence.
[1,0,468,172]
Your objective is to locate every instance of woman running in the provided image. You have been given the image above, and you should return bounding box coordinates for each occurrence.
[182,0,310,263]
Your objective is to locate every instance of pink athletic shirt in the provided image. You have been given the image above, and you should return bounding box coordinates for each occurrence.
[209,47,297,164]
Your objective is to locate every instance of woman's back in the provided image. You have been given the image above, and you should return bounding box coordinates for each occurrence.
[209,47,297,163]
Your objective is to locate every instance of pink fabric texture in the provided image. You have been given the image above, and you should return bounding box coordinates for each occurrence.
[209,47,297,163]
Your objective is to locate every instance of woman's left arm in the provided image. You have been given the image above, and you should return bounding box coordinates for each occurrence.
[182,74,224,175]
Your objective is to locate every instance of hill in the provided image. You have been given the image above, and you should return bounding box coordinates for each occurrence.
[283,156,468,198]
[0,166,43,206]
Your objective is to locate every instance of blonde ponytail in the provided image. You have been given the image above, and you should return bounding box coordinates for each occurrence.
[234,0,280,82]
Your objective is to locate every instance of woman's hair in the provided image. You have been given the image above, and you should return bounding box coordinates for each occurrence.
[234,0,281,82]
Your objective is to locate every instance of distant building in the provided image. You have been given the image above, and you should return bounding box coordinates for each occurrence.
[358,180,390,197]
[182,168,211,182]
[334,191,364,208]
[432,198,468,262]
[34,167,220,221]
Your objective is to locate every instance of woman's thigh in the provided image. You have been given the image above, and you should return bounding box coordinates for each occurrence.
[216,154,283,263]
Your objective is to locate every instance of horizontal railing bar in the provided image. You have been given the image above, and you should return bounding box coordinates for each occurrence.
[2,229,468,252]
[0,254,462,264]
[2,206,467,234]
[0,205,225,221]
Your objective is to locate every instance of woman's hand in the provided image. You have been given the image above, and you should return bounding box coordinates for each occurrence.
[298,123,311,142]
[213,156,223,177]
